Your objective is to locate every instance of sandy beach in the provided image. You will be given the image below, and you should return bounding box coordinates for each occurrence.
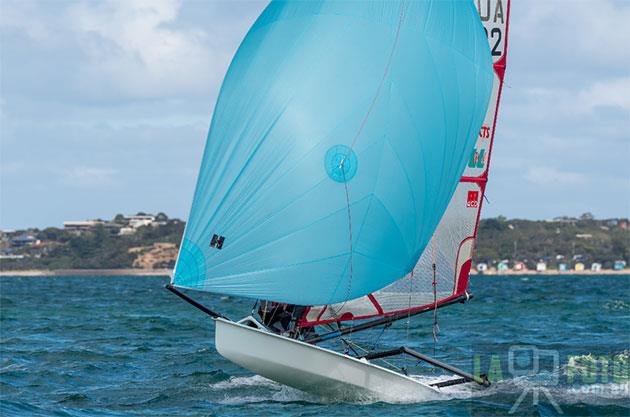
[0,269,171,277]
[470,268,630,276]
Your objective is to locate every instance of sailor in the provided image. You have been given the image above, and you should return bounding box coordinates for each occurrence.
[258,302,315,338]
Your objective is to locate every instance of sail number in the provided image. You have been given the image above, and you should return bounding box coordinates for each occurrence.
[484,27,502,57]
[477,0,506,57]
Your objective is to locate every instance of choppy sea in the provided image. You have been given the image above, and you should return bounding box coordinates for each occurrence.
[1,274,628,416]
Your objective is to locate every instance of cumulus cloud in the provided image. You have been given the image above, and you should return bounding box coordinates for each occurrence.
[67,0,218,100]
[513,0,630,73]
[61,167,117,187]
[576,78,630,114]
[524,167,587,187]
[0,0,244,102]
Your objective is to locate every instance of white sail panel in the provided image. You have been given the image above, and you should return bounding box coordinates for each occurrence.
[302,0,510,326]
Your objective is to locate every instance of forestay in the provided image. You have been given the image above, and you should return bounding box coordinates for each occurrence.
[302,0,511,325]
[172,0,493,306]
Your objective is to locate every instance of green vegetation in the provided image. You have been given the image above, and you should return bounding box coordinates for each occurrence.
[0,214,184,271]
[474,216,629,269]
[1,214,628,271]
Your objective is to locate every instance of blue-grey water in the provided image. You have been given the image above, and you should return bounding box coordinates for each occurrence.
[1,274,629,416]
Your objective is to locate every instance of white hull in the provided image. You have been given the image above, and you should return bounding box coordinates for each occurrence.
[215,317,441,402]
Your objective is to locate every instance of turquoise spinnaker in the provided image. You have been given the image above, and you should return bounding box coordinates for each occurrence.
[173,0,493,305]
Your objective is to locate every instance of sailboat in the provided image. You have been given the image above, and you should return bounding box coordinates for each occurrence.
[167,0,510,402]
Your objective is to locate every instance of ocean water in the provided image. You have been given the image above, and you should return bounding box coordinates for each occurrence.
[1,274,628,416]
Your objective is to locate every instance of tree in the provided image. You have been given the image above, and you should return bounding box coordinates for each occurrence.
[113,214,126,224]
[580,212,595,221]
[156,212,168,222]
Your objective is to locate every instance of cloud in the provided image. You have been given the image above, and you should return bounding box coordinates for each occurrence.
[60,167,116,188]
[67,0,219,100]
[576,78,630,114]
[0,0,245,103]
[523,167,587,187]
[513,0,630,74]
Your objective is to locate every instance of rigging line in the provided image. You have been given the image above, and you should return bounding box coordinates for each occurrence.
[431,237,439,355]
[336,0,407,178]
[406,267,414,345]
[328,167,355,322]
[348,1,406,152]
[343,338,401,371]
[262,300,269,327]
[342,169,356,342]
[372,322,391,352]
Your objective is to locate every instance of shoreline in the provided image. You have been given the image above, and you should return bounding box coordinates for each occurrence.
[0,269,171,277]
[0,268,628,277]
[470,269,630,276]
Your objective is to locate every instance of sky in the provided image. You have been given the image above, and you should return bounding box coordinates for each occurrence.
[1,0,629,230]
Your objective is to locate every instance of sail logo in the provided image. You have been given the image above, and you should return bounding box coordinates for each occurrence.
[467,191,479,208]
[468,148,486,169]
[210,234,225,250]
[479,125,491,139]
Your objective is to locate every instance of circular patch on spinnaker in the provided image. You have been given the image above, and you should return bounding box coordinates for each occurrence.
[324,145,358,183]
[173,239,206,287]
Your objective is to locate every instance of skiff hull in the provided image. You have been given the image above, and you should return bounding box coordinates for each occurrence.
[214,317,441,402]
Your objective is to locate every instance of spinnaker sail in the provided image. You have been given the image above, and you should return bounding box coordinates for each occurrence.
[302,0,510,325]
[172,0,493,306]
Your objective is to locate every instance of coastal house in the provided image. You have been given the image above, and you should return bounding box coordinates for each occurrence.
[10,234,37,247]
[575,262,585,272]
[476,263,488,273]
[0,251,24,260]
[64,220,104,233]
[590,263,602,272]
[119,227,136,236]
[613,260,626,271]
[127,215,156,229]
[513,262,526,272]
[558,263,568,272]
[549,216,578,224]
[536,262,547,272]
[497,261,509,273]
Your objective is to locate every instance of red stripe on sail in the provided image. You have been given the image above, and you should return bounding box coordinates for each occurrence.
[368,293,384,314]
[300,292,469,327]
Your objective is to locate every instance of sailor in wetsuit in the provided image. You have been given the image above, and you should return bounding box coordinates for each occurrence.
[258,302,316,339]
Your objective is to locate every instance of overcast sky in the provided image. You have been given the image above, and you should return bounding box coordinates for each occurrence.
[1,0,629,229]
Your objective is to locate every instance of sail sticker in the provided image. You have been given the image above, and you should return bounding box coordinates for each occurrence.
[466,191,479,208]
[480,125,491,139]
[210,234,225,250]
[468,148,486,169]
[324,145,358,183]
